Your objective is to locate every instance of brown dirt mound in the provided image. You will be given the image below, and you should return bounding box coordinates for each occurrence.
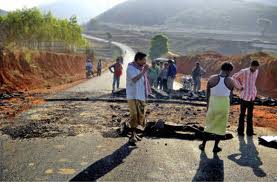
[0,49,87,92]
[176,51,277,98]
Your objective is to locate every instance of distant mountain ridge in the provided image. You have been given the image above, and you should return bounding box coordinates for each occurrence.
[244,0,277,6]
[0,9,7,16]
[39,0,110,23]
[94,0,277,33]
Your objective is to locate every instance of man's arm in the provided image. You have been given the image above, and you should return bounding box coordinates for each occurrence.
[132,72,144,83]
[192,67,195,73]
[109,64,115,73]
[201,67,207,75]
[129,65,149,83]
[206,80,211,110]
[232,70,244,90]
[172,65,177,78]
[229,77,241,90]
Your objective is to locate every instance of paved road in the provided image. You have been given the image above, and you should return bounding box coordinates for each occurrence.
[1,132,277,181]
[67,34,182,94]
[67,34,136,93]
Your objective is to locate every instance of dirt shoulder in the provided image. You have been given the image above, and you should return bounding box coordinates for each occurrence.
[176,52,277,98]
[0,47,114,121]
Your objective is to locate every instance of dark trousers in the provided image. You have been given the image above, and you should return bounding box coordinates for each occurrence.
[238,99,254,135]
[112,75,120,91]
[162,79,168,92]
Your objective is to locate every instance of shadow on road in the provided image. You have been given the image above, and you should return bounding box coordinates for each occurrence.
[114,121,233,141]
[193,151,224,181]
[228,136,266,177]
[70,142,136,181]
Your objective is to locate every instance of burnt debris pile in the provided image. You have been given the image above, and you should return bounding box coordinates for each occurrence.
[112,88,277,106]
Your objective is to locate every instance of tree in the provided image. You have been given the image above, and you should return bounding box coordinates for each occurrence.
[106,32,112,43]
[257,18,272,37]
[0,8,86,51]
[86,19,99,31]
[0,16,8,46]
[149,34,169,60]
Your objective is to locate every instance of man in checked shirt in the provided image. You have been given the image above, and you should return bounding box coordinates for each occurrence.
[233,60,260,136]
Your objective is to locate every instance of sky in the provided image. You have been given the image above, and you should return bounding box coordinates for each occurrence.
[0,0,127,11]
[1,0,275,23]
[1,0,275,11]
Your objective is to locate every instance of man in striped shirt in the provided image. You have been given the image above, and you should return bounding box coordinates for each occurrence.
[232,60,260,136]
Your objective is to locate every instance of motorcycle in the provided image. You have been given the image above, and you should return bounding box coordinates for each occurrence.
[182,75,193,91]
[86,70,93,79]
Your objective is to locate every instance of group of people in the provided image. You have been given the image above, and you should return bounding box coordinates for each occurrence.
[148,58,177,98]
[148,58,207,97]
[85,58,103,78]
[126,51,260,149]
[97,55,177,99]
[86,52,260,150]
[85,56,124,93]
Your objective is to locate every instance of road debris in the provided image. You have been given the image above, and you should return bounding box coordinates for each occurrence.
[111,88,277,106]
[258,136,277,149]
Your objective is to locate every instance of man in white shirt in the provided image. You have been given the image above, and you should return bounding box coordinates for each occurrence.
[126,52,151,146]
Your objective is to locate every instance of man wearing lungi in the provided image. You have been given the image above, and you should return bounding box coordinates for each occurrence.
[199,62,239,153]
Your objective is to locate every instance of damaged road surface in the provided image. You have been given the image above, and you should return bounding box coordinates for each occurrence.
[1,83,277,181]
[1,99,277,181]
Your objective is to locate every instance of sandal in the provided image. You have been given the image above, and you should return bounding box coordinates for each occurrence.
[199,144,205,151]
[213,147,222,153]
[128,137,136,146]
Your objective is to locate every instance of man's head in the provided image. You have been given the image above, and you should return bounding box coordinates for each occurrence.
[164,63,169,68]
[119,56,124,63]
[196,62,200,67]
[116,56,122,64]
[151,61,157,67]
[134,52,147,66]
[221,62,234,76]
[168,59,174,65]
[250,60,259,72]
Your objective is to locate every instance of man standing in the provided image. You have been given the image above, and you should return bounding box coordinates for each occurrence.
[85,58,93,79]
[159,63,169,91]
[233,60,260,136]
[167,59,177,99]
[199,62,238,152]
[97,59,102,76]
[148,61,160,88]
[192,62,206,94]
[126,52,151,146]
[109,57,123,92]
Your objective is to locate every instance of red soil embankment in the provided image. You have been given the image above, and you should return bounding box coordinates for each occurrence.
[176,52,277,98]
[0,49,86,92]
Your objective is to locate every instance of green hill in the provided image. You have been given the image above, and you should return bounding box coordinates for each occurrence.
[95,0,277,33]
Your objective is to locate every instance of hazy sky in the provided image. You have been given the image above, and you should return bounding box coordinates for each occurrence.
[1,0,274,11]
[0,0,127,11]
